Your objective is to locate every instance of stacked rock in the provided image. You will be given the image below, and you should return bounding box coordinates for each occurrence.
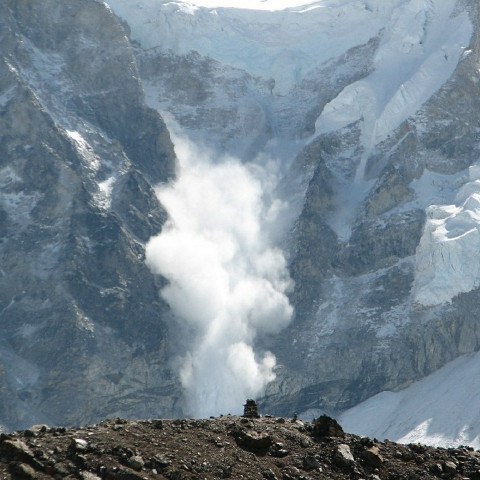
[243,399,260,418]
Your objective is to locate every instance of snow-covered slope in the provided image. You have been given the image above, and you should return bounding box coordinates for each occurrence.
[340,350,480,448]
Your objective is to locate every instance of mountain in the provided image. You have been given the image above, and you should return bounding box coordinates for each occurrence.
[1,0,480,441]
[0,0,180,430]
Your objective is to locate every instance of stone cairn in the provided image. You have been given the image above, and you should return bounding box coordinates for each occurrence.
[243,399,260,418]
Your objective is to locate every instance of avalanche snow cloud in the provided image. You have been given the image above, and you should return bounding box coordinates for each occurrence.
[145,133,293,417]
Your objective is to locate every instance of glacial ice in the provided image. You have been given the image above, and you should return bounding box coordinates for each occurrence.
[107,0,400,94]
[315,0,472,151]
[413,165,480,306]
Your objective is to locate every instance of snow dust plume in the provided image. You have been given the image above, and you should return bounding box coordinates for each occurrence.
[145,133,293,417]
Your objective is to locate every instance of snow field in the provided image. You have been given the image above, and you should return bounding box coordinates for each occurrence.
[340,349,480,449]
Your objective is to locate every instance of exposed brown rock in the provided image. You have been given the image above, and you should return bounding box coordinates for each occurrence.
[0,416,479,479]
[363,445,384,468]
[312,415,345,438]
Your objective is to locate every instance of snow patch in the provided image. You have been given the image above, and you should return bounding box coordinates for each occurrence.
[65,130,117,209]
[66,130,101,171]
[0,167,23,188]
[0,191,40,225]
[96,176,116,210]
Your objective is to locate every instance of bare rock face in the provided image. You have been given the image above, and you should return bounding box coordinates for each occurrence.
[0,0,179,429]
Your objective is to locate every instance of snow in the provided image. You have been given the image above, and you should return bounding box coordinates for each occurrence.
[65,130,117,210]
[165,0,323,10]
[65,130,101,171]
[97,176,116,209]
[340,350,480,448]
[311,0,471,239]
[107,0,400,94]
[108,0,472,243]
[107,0,471,141]
[106,0,479,431]
[413,164,480,306]
[0,166,22,188]
[0,191,40,225]
[315,0,472,158]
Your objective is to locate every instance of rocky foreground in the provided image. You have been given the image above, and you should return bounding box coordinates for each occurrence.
[1,415,480,480]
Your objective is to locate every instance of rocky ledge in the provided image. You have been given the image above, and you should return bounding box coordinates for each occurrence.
[1,415,480,479]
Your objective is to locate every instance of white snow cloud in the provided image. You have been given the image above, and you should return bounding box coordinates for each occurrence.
[146,132,293,417]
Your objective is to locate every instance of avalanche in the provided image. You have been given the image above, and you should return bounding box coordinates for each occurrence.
[107,0,478,443]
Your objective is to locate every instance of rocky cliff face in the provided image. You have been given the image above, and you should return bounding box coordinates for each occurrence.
[0,0,180,430]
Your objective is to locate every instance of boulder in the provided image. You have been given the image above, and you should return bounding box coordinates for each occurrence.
[312,415,344,438]
[363,446,383,468]
[334,444,355,468]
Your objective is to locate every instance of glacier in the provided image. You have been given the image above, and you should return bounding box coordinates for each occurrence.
[108,0,406,95]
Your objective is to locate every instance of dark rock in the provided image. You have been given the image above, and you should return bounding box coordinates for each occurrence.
[127,455,144,471]
[312,415,344,438]
[409,444,427,454]
[0,0,177,431]
[151,453,171,469]
[54,462,73,476]
[242,431,274,450]
[443,460,457,474]
[363,446,384,468]
[7,462,36,479]
[153,419,164,429]
[70,438,89,452]
[263,468,279,479]
[111,467,148,480]
[270,442,290,458]
[80,472,102,480]
[302,454,321,470]
[281,466,302,480]
[0,415,479,479]
[0,439,38,466]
